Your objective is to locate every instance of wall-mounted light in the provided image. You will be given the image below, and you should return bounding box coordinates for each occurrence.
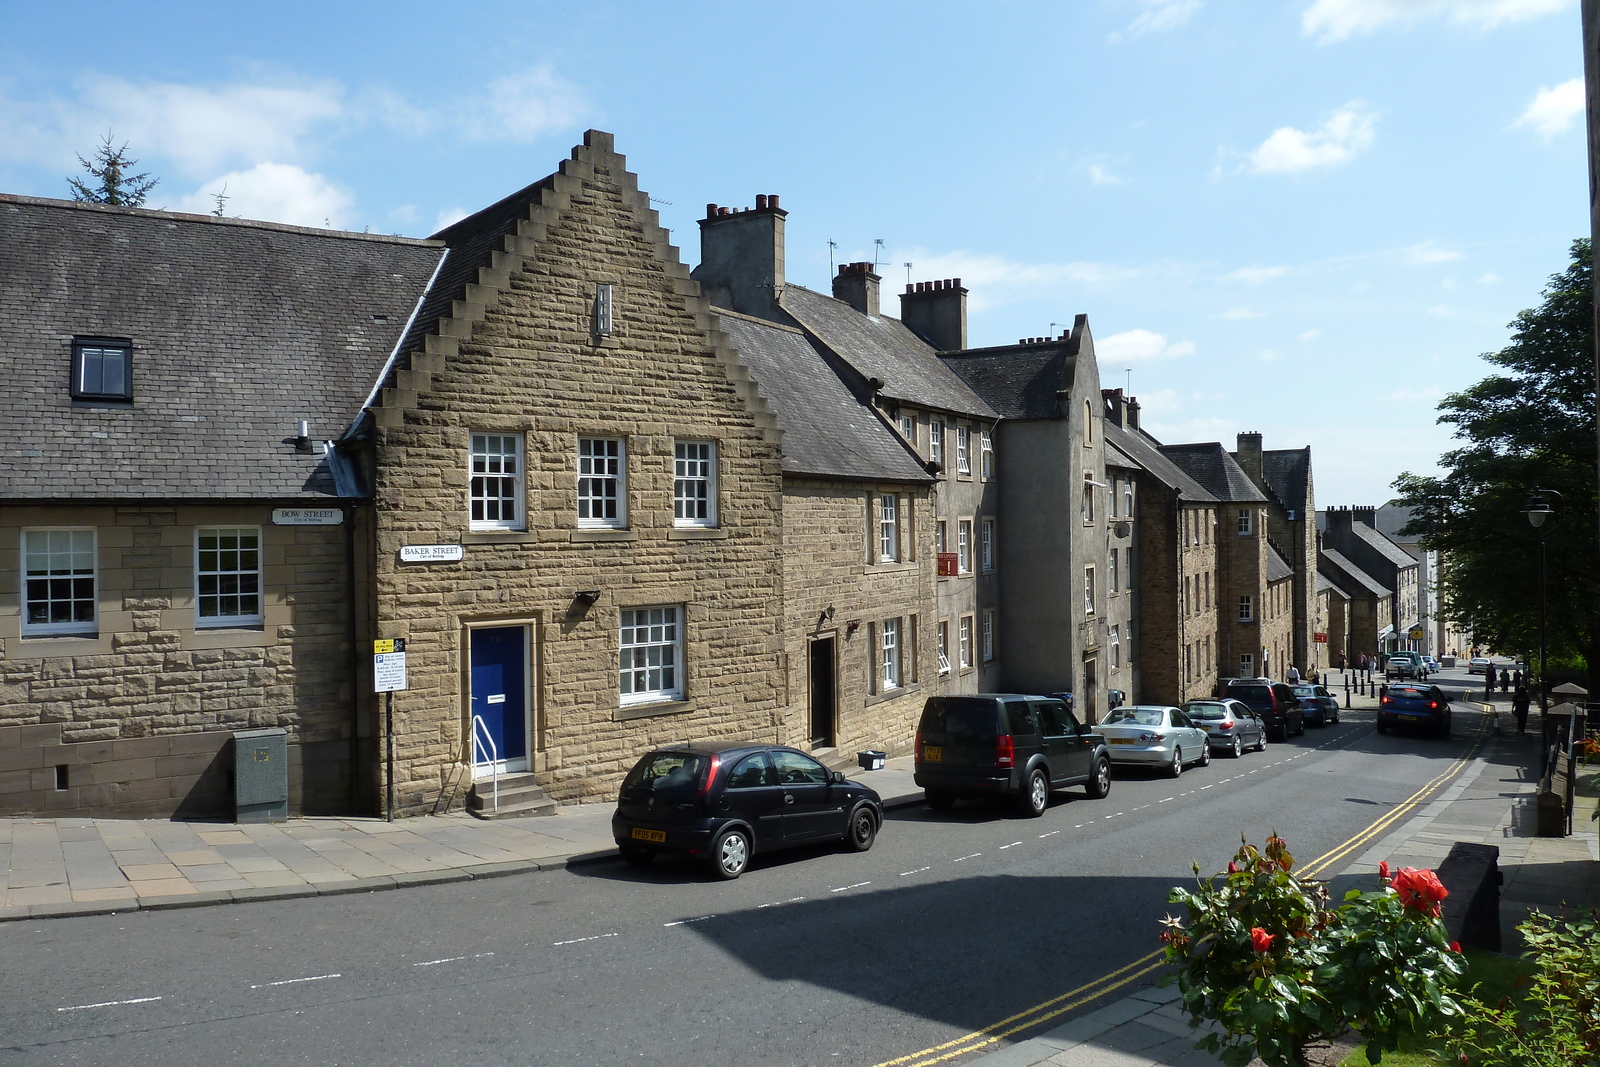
[845,619,861,637]
[574,590,601,606]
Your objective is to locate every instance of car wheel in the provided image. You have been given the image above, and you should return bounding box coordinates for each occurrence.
[1295,717,1306,737]
[1438,716,1451,739]
[843,805,878,852]
[1376,718,1388,735]
[1230,735,1243,759]
[1167,747,1183,778]
[619,846,654,867]
[1198,744,1211,768]
[1018,768,1049,818]
[1255,731,1267,752]
[709,827,751,880]
[925,789,955,811]
[1085,756,1111,799]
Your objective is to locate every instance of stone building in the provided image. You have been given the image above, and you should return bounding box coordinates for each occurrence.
[1318,547,1394,662]
[0,193,443,816]
[1232,435,1321,675]
[1320,506,1420,656]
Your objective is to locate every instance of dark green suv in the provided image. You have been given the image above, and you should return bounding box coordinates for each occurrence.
[913,694,1112,817]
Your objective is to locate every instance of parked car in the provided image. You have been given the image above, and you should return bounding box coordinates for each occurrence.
[1181,699,1268,757]
[1421,656,1440,673]
[1097,705,1211,777]
[1385,651,1424,680]
[612,742,883,879]
[1378,683,1452,737]
[1468,657,1493,675]
[915,694,1111,816]
[1290,684,1340,727]
[1223,680,1305,740]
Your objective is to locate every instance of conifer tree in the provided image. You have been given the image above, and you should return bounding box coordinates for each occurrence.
[67,133,158,207]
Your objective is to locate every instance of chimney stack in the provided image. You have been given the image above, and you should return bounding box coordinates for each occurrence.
[832,261,881,317]
[1235,431,1263,481]
[1127,396,1141,430]
[899,277,968,352]
[1351,505,1376,528]
[691,193,787,320]
[1102,388,1126,427]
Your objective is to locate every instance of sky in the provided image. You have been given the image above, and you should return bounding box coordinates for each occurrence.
[0,0,1588,505]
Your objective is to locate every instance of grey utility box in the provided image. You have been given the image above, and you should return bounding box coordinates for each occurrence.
[234,728,288,823]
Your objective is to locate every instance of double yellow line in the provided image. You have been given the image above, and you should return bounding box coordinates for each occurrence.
[868,713,1490,1067]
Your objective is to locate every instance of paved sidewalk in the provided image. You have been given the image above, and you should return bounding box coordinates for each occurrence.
[967,694,1600,1067]
[0,758,924,921]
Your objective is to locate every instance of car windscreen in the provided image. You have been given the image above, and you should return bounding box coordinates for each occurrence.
[1184,703,1229,720]
[620,751,709,799]
[1291,687,1317,698]
[1103,707,1163,727]
[919,698,999,742]
[1228,685,1271,704]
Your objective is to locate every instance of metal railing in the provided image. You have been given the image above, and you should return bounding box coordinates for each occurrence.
[471,715,499,815]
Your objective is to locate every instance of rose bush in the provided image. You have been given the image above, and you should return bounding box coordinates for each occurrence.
[1160,836,1464,1067]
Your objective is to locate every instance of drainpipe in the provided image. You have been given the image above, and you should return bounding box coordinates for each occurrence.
[344,498,360,814]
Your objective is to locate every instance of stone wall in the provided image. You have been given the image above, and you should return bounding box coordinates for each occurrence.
[0,503,354,816]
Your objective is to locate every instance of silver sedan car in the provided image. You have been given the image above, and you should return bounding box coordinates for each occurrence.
[1097,705,1210,777]
[1181,699,1267,758]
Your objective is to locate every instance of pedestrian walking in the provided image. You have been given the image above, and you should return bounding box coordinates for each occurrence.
[1338,652,1347,671]
[1486,668,1495,699]
[1512,686,1530,734]
[1287,665,1301,684]
[1499,668,1511,694]
[1513,669,1524,690]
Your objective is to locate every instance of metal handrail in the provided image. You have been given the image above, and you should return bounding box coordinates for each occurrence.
[471,715,499,814]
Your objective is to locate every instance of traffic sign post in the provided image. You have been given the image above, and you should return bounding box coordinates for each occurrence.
[374,639,407,821]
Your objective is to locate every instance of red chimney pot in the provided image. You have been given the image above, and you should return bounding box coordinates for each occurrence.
[755,195,768,210]
[769,194,779,209]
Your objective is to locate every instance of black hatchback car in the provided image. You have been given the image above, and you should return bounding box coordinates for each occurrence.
[612,743,883,880]
[913,694,1112,816]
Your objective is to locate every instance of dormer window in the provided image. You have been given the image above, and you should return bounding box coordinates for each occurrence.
[71,338,132,401]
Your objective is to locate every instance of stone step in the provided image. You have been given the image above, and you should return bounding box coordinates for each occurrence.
[467,772,557,819]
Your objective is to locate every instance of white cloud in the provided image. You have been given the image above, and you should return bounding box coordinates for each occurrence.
[463,66,591,142]
[894,249,1141,311]
[1512,77,1586,139]
[1299,328,1321,340]
[1302,0,1571,43]
[1129,0,1203,35]
[1259,349,1281,362]
[1216,307,1264,319]
[1247,102,1378,174]
[1478,272,1502,284]
[171,163,355,228]
[1095,328,1196,364]
[1405,240,1463,264]
[1087,163,1125,186]
[1428,304,1456,317]
[1221,264,1292,283]
[435,206,470,232]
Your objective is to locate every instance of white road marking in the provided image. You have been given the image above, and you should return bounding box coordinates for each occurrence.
[999,841,1023,850]
[953,853,982,862]
[1200,784,1215,789]
[1104,812,1123,819]
[1158,798,1174,803]
[664,915,717,927]
[250,974,341,989]
[759,896,808,907]
[1039,830,1061,838]
[58,996,162,1012]
[899,867,931,877]
[411,952,494,967]
[830,881,871,892]
[552,933,618,947]
[1133,805,1150,810]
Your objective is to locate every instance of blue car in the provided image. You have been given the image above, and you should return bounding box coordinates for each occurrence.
[1291,684,1340,727]
[1377,683,1451,738]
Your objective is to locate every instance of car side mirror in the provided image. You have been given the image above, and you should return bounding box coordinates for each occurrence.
[830,770,846,784]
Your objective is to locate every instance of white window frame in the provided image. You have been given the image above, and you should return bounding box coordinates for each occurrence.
[673,440,717,528]
[21,528,97,636]
[1237,508,1253,535]
[981,610,995,663]
[935,520,947,555]
[880,617,901,690]
[930,421,944,467]
[956,426,971,475]
[1109,547,1119,593]
[981,519,995,572]
[1110,625,1121,669]
[619,605,683,704]
[1082,478,1094,524]
[470,432,525,532]
[899,413,916,447]
[958,615,973,669]
[1240,653,1254,677]
[195,526,264,628]
[1124,480,1134,517]
[957,520,972,574]
[980,429,993,479]
[878,493,899,563]
[578,437,626,529]
[938,621,951,674]
[1239,595,1254,623]
[1085,566,1096,615]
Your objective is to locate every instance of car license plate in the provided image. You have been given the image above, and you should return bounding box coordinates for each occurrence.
[630,827,666,843]
[1107,737,1135,745]
[924,746,942,762]
[1400,715,1418,721]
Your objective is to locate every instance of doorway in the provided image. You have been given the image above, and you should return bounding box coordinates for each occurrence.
[470,626,529,777]
[1083,656,1099,725]
[808,637,836,748]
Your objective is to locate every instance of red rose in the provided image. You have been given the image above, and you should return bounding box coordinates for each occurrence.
[1251,927,1276,953]
[1227,861,1239,874]
[1450,941,1462,953]
[1390,866,1448,917]
[1378,861,1390,881]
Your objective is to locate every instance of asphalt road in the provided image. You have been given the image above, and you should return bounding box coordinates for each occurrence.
[0,694,1487,1067]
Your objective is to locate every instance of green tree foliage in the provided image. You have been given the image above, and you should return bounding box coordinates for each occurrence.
[1392,239,1599,683]
[67,133,158,207]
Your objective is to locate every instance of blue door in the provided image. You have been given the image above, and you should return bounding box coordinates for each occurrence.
[470,627,527,774]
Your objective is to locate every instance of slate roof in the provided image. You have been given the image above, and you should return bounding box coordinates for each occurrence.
[780,285,996,419]
[941,343,1074,421]
[1104,437,1139,471]
[1317,573,1350,599]
[714,312,930,483]
[1267,544,1294,583]
[1351,521,1419,570]
[1102,424,1216,502]
[1260,447,1311,509]
[0,194,444,500]
[1160,443,1267,503]
[1320,549,1391,598]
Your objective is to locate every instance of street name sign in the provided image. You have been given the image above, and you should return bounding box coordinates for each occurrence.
[399,544,465,563]
[273,508,343,526]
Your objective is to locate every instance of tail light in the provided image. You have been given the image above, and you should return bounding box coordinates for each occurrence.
[915,731,924,761]
[1381,695,1392,706]
[698,754,721,797]
[1219,721,1235,730]
[995,734,1015,768]
[1139,732,1166,743]
[1429,701,1440,710]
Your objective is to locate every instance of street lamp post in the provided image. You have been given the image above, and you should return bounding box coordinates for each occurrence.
[1521,490,1562,747]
